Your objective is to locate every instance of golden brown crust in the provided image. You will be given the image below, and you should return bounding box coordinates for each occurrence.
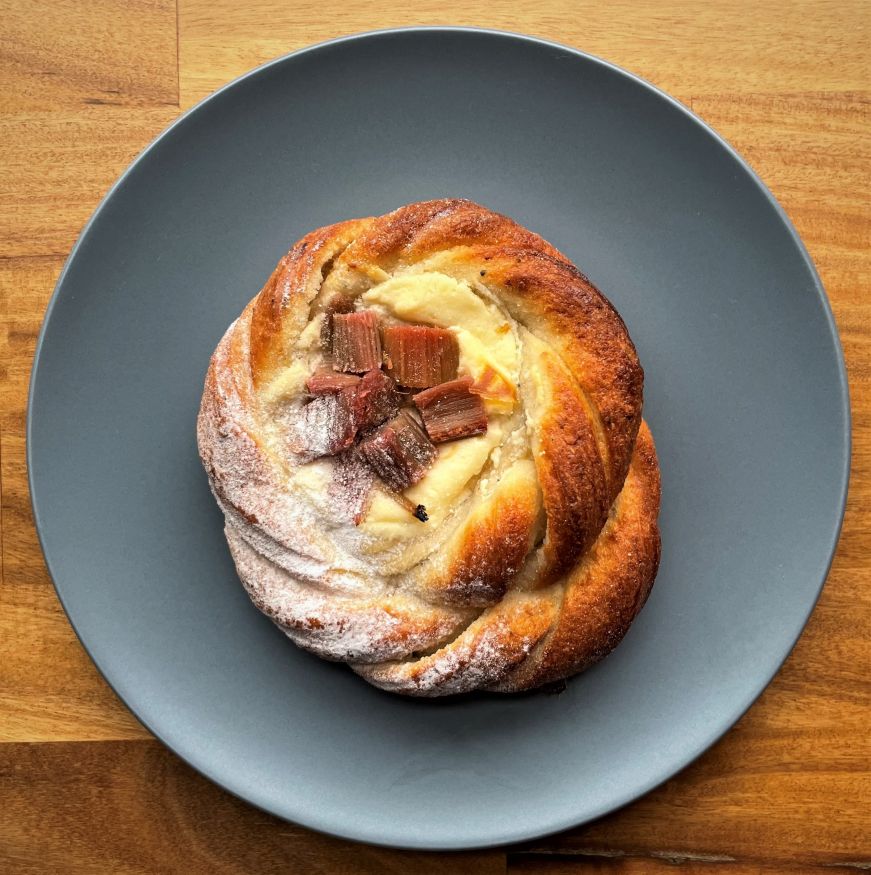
[346,198,565,269]
[493,422,661,691]
[249,219,371,386]
[198,198,661,696]
[354,589,562,695]
[422,460,542,608]
[485,246,644,493]
[526,346,610,581]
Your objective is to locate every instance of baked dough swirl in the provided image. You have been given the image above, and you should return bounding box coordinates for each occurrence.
[198,199,661,695]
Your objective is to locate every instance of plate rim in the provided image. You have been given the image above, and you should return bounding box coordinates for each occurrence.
[27,26,852,850]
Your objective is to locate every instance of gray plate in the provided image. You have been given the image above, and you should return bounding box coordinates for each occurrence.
[28,28,850,850]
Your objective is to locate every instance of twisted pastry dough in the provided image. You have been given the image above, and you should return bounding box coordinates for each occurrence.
[198,200,660,695]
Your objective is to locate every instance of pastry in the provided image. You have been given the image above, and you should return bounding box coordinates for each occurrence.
[197,199,661,696]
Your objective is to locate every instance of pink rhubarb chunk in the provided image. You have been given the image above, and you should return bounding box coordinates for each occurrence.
[414,378,488,443]
[382,325,459,388]
[358,410,436,493]
[306,369,361,394]
[319,293,355,349]
[351,369,401,432]
[332,310,382,373]
[290,391,357,461]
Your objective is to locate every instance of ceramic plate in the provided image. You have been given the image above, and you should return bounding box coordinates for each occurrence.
[28,29,850,849]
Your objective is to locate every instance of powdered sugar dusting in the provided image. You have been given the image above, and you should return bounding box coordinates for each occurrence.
[198,311,329,565]
[226,521,472,662]
[288,392,355,461]
[328,451,375,524]
[354,593,554,696]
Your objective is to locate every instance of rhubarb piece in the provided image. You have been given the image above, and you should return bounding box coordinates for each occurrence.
[328,450,375,525]
[290,391,356,461]
[351,369,401,432]
[414,378,488,443]
[358,411,436,492]
[306,369,361,395]
[297,367,398,457]
[382,325,459,388]
[332,310,382,372]
[319,293,355,349]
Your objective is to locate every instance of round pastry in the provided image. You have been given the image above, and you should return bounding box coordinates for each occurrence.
[198,199,661,696]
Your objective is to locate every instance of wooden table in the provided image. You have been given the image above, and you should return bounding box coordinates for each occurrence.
[1,3,868,872]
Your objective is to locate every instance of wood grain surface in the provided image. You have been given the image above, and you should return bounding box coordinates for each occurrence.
[1,2,868,872]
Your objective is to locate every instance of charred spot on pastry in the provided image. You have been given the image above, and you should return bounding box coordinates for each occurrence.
[369,480,430,523]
